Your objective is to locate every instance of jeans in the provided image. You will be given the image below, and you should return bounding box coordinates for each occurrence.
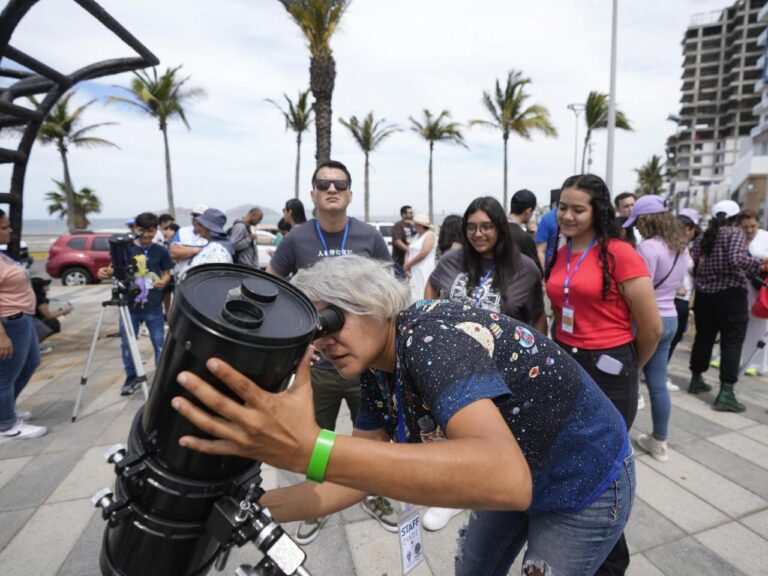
[643,316,677,440]
[455,452,636,576]
[690,288,748,385]
[310,367,360,431]
[668,298,689,359]
[0,315,40,430]
[120,309,164,378]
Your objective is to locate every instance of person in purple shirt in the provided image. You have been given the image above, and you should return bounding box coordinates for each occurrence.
[623,196,688,462]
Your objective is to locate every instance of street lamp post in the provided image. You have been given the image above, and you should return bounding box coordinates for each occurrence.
[606,0,618,192]
[567,103,586,174]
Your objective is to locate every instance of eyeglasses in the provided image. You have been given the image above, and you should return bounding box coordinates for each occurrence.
[314,179,350,192]
[466,223,496,235]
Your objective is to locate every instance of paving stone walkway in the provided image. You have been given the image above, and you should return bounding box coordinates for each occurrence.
[0,284,766,575]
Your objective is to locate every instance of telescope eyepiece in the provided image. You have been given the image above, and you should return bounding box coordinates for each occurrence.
[316,305,344,337]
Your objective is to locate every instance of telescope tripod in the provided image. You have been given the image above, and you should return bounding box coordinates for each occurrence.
[72,283,149,422]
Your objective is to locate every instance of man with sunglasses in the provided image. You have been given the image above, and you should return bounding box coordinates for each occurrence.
[267,160,394,543]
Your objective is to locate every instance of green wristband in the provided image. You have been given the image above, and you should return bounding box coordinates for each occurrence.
[306,429,337,483]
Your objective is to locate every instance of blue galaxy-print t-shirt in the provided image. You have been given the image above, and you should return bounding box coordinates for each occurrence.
[356,300,630,513]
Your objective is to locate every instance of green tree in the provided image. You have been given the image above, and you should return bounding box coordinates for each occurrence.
[634,154,665,196]
[33,91,117,232]
[278,0,350,165]
[338,112,400,221]
[409,109,467,223]
[266,89,315,199]
[45,180,102,230]
[581,91,632,174]
[108,65,205,216]
[470,71,557,210]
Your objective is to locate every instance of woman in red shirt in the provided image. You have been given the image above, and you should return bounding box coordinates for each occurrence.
[545,174,661,575]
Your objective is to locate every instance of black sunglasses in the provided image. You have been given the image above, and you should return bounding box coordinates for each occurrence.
[314,179,350,192]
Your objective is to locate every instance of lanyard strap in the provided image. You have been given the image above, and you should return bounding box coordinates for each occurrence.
[315,218,350,255]
[393,334,406,443]
[473,264,496,308]
[564,237,596,303]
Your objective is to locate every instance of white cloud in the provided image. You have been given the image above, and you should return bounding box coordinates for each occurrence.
[3,0,734,220]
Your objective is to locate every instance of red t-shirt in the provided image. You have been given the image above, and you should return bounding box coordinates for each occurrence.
[546,238,650,349]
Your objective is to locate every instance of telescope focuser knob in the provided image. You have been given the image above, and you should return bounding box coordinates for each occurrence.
[92,488,114,510]
[105,444,126,464]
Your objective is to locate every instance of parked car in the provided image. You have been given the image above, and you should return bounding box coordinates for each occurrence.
[254,229,276,270]
[369,222,394,255]
[46,232,113,285]
[0,240,33,268]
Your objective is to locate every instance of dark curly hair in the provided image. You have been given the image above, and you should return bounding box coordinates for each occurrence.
[461,196,519,296]
[545,174,622,300]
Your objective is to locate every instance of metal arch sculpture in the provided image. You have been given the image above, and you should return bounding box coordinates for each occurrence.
[0,0,159,257]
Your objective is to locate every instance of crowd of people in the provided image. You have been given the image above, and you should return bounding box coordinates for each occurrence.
[2,158,767,575]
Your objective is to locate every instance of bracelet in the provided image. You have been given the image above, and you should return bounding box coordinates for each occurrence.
[306,429,337,483]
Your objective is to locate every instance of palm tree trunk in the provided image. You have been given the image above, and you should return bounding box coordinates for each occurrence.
[58,145,76,232]
[295,133,302,199]
[161,124,176,217]
[310,54,336,165]
[581,130,591,174]
[428,141,434,224]
[364,151,370,222]
[503,135,509,211]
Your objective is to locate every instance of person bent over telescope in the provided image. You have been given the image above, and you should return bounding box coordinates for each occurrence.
[171,255,635,575]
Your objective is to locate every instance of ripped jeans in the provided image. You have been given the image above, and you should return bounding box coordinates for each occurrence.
[455,451,635,576]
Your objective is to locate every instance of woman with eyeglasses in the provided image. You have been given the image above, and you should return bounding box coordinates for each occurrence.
[545,174,661,575]
[426,197,546,332]
[422,196,546,532]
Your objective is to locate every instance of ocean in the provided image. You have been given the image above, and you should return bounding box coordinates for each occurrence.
[21,218,131,235]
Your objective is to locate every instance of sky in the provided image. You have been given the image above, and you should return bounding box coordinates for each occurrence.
[0,0,736,222]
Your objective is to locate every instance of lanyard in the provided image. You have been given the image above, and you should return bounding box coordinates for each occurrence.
[393,334,406,443]
[564,237,596,304]
[315,218,349,255]
[473,264,496,308]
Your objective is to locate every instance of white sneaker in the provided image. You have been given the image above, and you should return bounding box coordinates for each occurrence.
[637,433,669,463]
[0,420,47,442]
[666,379,680,392]
[422,507,463,531]
[637,394,645,410]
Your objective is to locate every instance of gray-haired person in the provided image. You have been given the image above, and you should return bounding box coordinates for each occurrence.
[265,160,395,543]
[172,255,635,576]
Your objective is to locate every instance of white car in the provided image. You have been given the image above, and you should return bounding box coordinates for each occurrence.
[254,229,276,269]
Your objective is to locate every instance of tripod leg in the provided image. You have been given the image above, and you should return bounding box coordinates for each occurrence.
[73,305,109,422]
[119,305,150,401]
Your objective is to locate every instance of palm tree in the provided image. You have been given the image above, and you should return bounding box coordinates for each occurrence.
[581,91,632,174]
[278,0,350,165]
[409,109,467,222]
[45,180,102,229]
[266,89,314,199]
[470,71,557,210]
[634,154,665,196]
[32,91,117,232]
[339,112,400,221]
[108,65,205,216]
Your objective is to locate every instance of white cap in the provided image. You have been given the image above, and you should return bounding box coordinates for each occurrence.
[191,203,209,217]
[711,200,740,219]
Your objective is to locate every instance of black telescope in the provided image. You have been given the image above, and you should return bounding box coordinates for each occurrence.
[92,264,343,576]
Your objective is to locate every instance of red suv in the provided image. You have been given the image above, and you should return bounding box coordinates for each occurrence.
[46,232,113,285]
